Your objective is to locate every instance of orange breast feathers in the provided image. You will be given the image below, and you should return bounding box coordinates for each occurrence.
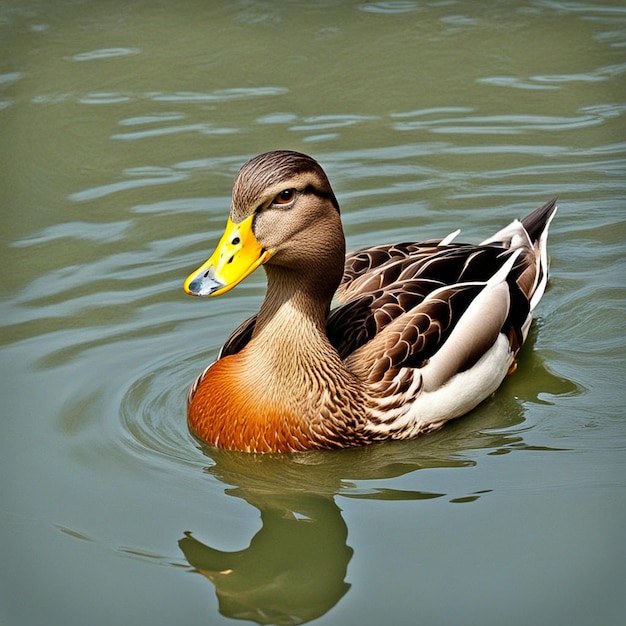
[187,354,315,453]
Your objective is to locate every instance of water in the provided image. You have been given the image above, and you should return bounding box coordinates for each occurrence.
[1,1,625,624]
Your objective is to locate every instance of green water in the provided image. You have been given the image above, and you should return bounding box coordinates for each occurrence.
[1,1,625,625]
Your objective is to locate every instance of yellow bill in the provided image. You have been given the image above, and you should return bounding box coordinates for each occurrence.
[184,214,273,297]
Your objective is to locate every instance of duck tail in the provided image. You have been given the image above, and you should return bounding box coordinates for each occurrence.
[521,197,558,244]
[524,198,557,312]
[480,198,557,319]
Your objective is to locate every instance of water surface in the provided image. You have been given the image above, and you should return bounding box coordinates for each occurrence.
[1,1,625,625]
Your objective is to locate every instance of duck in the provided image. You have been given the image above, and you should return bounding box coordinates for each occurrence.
[183,150,557,453]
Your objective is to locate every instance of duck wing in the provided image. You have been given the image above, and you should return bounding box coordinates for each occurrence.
[331,198,557,386]
[328,244,519,358]
[343,253,521,392]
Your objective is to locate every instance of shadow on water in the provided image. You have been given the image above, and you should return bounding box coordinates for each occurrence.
[176,332,579,625]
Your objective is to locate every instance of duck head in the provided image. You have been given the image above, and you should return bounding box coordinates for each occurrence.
[184,150,343,298]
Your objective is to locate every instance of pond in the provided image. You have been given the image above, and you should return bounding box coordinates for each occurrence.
[1,1,625,625]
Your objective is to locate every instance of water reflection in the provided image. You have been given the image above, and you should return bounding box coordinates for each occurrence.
[180,442,452,625]
[179,492,351,625]
[177,340,578,625]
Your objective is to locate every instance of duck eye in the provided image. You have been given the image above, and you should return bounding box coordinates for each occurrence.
[273,189,296,205]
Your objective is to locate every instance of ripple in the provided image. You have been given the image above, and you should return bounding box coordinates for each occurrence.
[256,112,299,124]
[480,62,626,90]
[71,47,141,62]
[535,1,626,16]
[117,353,204,473]
[78,92,133,104]
[112,122,238,140]
[30,87,289,109]
[393,113,605,134]
[595,27,626,48]
[478,76,559,90]
[146,86,288,103]
[580,103,626,119]
[390,106,475,119]
[303,133,340,143]
[358,1,421,14]
[0,71,22,85]
[289,114,379,132]
[130,197,215,215]
[118,112,186,126]
[68,167,189,202]
[440,14,478,27]
[31,93,73,105]
[11,220,131,247]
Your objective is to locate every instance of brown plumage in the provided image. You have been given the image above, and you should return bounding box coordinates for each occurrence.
[184,150,557,453]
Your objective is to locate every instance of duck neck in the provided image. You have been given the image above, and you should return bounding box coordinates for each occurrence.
[251,263,339,359]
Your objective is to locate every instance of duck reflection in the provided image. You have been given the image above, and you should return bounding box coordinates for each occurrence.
[179,490,351,625]
[178,338,579,625]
